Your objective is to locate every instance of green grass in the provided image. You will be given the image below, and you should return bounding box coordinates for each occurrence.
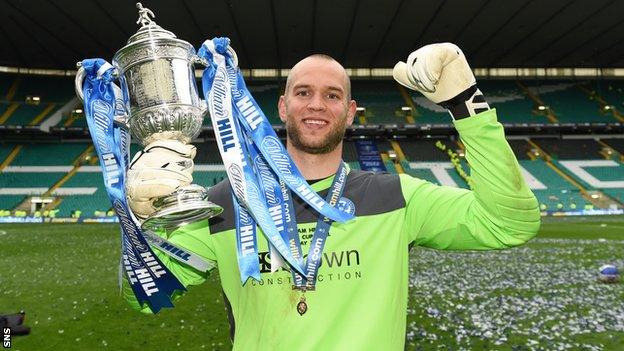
[1,216,623,350]
[0,224,230,351]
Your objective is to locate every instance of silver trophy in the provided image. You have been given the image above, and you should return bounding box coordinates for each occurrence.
[75,3,222,230]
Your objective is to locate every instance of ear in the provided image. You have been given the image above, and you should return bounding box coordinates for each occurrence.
[346,99,357,126]
[278,95,287,123]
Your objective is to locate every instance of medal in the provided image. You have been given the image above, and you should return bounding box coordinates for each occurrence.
[297,294,307,316]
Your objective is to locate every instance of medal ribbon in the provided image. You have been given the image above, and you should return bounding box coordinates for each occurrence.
[199,41,305,283]
[80,58,186,313]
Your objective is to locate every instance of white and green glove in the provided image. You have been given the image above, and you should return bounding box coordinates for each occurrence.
[393,42,490,119]
[126,140,196,220]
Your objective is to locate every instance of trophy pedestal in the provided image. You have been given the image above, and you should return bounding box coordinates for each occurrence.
[141,184,223,231]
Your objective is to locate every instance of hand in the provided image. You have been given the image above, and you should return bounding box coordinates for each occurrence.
[393,42,476,103]
[126,140,196,220]
[393,43,489,118]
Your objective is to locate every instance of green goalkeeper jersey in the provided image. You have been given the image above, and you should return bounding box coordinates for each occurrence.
[123,109,541,350]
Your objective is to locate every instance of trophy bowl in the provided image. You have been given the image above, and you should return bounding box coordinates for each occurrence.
[75,3,222,231]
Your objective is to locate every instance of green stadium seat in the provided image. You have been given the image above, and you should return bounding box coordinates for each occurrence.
[0,144,15,161]
[247,81,282,125]
[519,160,591,209]
[194,170,228,187]
[532,80,614,123]
[352,81,407,124]
[478,81,537,124]
[4,104,45,125]
[11,143,90,166]
[587,81,624,112]
[0,172,66,188]
[0,195,26,209]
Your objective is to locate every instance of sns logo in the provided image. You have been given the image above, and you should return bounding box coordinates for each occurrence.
[337,197,355,216]
[3,327,10,348]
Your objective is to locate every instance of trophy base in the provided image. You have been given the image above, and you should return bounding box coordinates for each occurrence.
[141,184,223,231]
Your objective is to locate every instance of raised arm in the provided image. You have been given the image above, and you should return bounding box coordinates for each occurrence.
[394,43,541,250]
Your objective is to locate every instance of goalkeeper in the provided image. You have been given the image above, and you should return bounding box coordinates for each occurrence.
[123,43,541,350]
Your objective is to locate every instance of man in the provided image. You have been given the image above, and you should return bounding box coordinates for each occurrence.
[124,43,541,350]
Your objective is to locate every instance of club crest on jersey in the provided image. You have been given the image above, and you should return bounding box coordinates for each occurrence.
[337,197,355,216]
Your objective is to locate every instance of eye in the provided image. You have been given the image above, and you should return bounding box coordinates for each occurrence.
[327,93,340,99]
[295,90,309,97]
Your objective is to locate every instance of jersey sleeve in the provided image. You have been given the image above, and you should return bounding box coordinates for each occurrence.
[122,219,218,313]
[402,108,541,250]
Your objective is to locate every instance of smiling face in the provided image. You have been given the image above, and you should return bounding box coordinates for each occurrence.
[279,55,356,155]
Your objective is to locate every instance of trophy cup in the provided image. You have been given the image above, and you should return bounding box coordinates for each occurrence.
[75,3,222,230]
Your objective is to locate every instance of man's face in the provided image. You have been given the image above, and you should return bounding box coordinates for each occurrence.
[278,58,356,154]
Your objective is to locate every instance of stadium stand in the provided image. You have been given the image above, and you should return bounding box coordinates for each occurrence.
[589,81,624,110]
[9,74,74,103]
[398,138,452,162]
[531,138,604,160]
[194,170,228,187]
[10,143,90,166]
[375,140,394,154]
[406,80,556,125]
[195,140,227,164]
[342,141,359,163]
[1,73,74,127]
[507,139,532,160]
[529,80,614,123]
[4,104,46,125]
[519,159,589,210]
[601,138,624,154]
[478,81,537,124]
[0,171,66,188]
[0,195,25,210]
[1,70,623,217]
[55,171,110,217]
[246,81,282,124]
[0,144,15,162]
[351,81,407,124]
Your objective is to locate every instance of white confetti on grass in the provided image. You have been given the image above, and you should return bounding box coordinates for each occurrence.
[407,238,624,350]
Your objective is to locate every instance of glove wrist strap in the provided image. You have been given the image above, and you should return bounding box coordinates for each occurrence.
[438,85,490,120]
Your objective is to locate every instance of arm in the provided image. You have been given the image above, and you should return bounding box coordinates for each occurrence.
[123,140,217,313]
[394,43,540,250]
[401,109,540,250]
[122,220,218,313]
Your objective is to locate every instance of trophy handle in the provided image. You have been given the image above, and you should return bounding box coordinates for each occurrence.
[74,63,86,102]
[74,61,120,102]
[75,61,129,128]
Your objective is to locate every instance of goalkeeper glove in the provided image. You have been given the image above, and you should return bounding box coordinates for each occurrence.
[126,140,195,220]
[393,43,490,119]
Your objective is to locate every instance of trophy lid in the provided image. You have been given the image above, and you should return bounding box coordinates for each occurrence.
[113,3,195,72]
[126,3,177,44]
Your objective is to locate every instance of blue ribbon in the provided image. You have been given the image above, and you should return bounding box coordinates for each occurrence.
[80,58,185,313]
[233,193,261,282]
[301,162,348,289]
[199,45,306,282]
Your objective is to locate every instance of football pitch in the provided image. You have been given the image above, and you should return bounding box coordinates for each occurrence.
[1,216,623,351]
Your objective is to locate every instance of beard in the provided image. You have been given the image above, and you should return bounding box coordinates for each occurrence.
[285,115,348,155]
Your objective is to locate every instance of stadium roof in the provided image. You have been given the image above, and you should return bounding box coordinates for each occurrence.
[0,0,623,71]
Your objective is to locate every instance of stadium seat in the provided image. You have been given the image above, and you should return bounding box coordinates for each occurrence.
[351,81,407,124]
[528,80,614,123]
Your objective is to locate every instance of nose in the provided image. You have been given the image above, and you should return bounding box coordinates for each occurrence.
[307,94,325,111]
